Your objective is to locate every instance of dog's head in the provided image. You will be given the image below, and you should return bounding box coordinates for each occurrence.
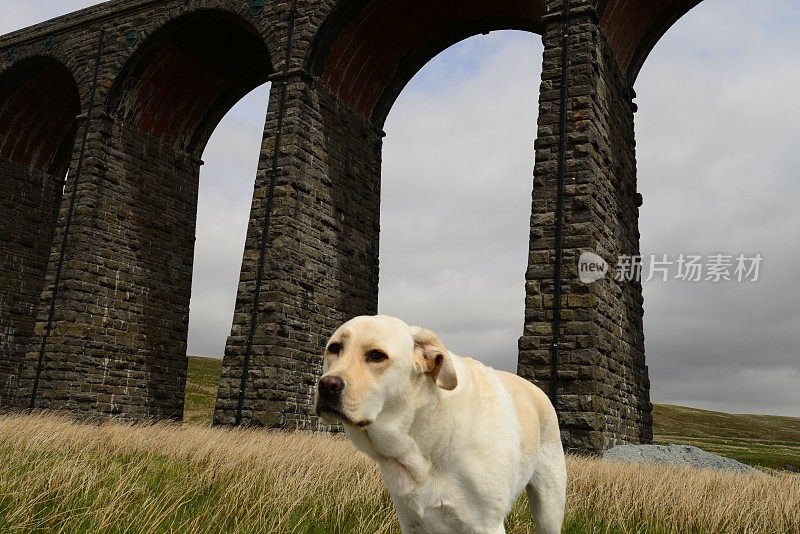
[314,315,457,429]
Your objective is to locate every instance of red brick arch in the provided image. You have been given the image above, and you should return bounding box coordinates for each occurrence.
[307,0,710,117]
[105,9,272,157]
[0,56,80,174]
[596,0,704,82]
[308,0,546,126]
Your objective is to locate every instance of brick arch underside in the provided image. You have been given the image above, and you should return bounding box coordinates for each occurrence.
[310,0,546,125]
[312,0,708,123]
[106,9,272,158]
[0,58,80,174]
[0,57,80,406]
[597,0,704,82]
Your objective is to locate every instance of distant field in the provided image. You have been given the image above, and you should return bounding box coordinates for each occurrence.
[184,356,222,424]
[653,404,800,471]
[184,356,800,471]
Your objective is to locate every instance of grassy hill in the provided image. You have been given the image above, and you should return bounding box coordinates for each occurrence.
[653,404,800,471]
[183,356,223,424]
[184,356,800,470]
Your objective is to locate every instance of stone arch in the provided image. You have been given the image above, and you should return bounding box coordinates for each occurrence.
[0,56,80,405]
[106,8,273,158]
[307,0,545,126]
[76,9,274,419]
[218,2,551,427]
[229,1,554,429]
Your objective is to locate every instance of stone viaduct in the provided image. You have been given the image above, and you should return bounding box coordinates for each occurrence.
[0,0,704,452]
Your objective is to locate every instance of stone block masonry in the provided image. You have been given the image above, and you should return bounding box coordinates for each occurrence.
[213,74,382,428]
[518,1,651,451]
[0,0,707,451]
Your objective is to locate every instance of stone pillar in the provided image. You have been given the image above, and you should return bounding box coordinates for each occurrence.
[16,110,198,419]
[518,1,652,452]
[0,159,62,405]
[214,72,381,428]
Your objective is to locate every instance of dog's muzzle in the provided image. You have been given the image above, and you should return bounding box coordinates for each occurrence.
[314,376,372,428]
[315,375,345,418]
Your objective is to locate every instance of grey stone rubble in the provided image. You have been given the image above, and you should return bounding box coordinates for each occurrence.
[604,444,758,473]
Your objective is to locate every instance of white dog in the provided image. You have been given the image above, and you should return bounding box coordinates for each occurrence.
[314,315,566,534]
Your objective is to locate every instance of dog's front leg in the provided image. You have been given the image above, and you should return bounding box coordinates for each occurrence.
[393,504,420,534]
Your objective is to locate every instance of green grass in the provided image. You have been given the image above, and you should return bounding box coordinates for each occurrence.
[653,403,800,443]
[184,356,800,472]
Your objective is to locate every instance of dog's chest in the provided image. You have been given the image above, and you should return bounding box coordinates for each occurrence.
[390,476,478,534]
[394,486,463,534]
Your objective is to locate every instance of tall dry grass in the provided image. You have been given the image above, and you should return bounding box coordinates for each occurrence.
[0,413,797,533]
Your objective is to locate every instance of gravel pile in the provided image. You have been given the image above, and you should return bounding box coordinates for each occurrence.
[603,444,758,473]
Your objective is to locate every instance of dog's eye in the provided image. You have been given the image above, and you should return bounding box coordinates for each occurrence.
[367,350,388,363]
[327,343,341,355]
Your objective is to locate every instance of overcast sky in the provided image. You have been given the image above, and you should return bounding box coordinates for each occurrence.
[2,0,798,417]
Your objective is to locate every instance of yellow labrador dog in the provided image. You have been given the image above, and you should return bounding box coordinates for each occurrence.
[314,315,566,534]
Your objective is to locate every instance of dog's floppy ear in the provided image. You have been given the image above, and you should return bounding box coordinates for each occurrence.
[410,326,457,390]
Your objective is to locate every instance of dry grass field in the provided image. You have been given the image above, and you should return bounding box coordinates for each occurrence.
[2,357,797,532]
[185,357,800,472]
[0,412,798,534]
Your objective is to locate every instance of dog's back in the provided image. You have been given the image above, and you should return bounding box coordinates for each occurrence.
[497,370,567,534]
[434,357,566,534]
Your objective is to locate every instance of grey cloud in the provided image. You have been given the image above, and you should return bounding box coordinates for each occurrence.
[0,1,104,34]
[379,32,540,372]
[635,0,800,415]
[187,85,270,357]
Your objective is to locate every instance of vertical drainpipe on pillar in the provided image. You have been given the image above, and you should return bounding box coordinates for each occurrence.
[236,1,298,426]
[30,29,106,407]
[550,0,572,413]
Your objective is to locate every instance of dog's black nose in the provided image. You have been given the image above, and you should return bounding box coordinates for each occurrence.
[318,375,345,396]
